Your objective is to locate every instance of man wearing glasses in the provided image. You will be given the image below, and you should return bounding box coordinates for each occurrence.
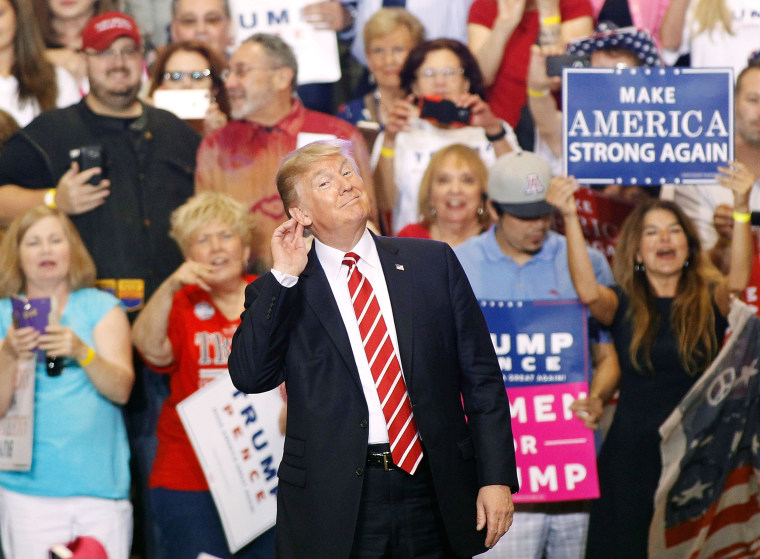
[195,32,376,274]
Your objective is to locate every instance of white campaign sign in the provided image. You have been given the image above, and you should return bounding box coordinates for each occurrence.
[230,0,341,85]
[178,375,285,552]
[0,358,35,471]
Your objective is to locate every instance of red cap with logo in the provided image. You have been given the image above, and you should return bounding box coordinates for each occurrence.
[81,12,142,51]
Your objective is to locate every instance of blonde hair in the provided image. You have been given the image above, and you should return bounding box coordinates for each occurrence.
[363,8,425,53]
[612,200,722,375]
[0,206,96,297]
[417,144,489,228]
[276,139,358,217]
[170,192,255,256]
[691,0,733,36]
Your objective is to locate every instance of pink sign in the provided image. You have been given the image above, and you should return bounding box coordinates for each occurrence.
[508,381,599,503]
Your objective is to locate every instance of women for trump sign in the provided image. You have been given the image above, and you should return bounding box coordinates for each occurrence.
[480,300,599,502]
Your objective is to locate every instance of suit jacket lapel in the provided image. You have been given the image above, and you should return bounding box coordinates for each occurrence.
[374,235,415,385]
[300,246,364,391]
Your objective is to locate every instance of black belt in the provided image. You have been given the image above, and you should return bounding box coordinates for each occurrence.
[366,443,397,471]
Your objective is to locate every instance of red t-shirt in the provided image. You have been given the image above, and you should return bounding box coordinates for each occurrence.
[396,222,432,239]
[468,0,592,127]
[148,276,256,491]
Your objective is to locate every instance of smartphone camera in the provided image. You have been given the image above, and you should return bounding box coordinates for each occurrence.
[546,54,591,77]
[69,145,104,185]
[419,96,472,126]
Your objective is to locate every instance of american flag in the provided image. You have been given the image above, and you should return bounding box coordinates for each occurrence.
[649,301,760,558]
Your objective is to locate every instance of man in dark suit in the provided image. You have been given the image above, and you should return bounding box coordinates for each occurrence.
[229,140,518,558]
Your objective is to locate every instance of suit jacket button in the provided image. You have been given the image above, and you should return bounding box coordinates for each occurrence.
[355,467,364,476]
[359,419,368,428]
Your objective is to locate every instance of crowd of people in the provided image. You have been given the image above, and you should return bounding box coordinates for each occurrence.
[0,0,758,557]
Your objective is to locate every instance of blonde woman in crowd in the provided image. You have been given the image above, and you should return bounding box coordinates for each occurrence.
[132,193,275,559]
[336,8,424,132]
[0,207,133,559]
[397,143,491,245]
[660,0,760,77]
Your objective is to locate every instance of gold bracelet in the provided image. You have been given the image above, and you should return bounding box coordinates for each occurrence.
[733,211,751,223]
[541,14,561,26]
[44,188,57,209]
[380,146,394,158]
[78,346,96,367]
[528,88,549,98]
[590,392,603,402]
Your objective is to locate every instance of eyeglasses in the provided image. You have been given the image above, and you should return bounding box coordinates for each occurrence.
[221,65,280,82]
[83,47,141,61]
[368,46,409,59]
[417,67,465,80]
[163,69,212,82]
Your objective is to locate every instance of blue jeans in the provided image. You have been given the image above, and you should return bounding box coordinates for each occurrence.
[150,488,275,559]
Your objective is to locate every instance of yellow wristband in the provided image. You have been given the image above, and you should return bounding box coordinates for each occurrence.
[44,188,57,209]
[590,392,603,401]
[733,211,751,223]
[78,346,96,367]
[542,14,561,26]
[380,146,394,158]
[528,88,549,98]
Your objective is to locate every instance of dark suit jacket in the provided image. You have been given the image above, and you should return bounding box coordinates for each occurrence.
[229,234,518,558]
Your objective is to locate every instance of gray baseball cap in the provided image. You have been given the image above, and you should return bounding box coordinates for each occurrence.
[487,151,555,219]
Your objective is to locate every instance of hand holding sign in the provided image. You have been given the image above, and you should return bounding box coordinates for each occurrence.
[717,161,754,213]
[546,175,579,217]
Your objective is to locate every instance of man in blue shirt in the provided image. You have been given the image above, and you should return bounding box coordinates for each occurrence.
[455,151,614,559]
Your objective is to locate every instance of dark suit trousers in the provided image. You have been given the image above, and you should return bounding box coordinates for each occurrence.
[349,456,468,559]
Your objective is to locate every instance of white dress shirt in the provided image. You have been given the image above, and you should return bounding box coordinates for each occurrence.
[273,229,405,444]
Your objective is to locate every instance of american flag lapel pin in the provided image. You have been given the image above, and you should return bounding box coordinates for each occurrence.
[395,264,405,271]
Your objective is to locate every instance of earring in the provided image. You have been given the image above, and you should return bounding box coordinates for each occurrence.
[368,73,376,86]
[634,262,645,272]
[683,259,689,268]
[429,207,437,217]
[477,207,484,216]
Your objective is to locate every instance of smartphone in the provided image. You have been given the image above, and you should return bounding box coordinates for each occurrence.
[153,89,211,120]
[69,145,104,185]
[546,54,590,76]
[419,96,472,126]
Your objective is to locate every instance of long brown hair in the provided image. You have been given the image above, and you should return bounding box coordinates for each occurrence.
[148,41,231,119]
[612,199,722,375]
[9,0,59,111]
[0,206,96,297]
[32,0,114,48]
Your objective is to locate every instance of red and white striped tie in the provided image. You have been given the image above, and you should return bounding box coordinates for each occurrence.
[343,252,423,474]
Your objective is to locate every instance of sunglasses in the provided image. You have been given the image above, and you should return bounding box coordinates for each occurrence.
[163,69,212,81]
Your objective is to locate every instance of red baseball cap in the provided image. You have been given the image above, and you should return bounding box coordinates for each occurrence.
[81,12,142,51]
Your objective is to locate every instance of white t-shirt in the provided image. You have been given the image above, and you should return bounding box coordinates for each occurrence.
[373,118,519,234]
[0,66,81,127]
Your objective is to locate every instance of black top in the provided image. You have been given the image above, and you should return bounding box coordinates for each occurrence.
[0,100,201,305]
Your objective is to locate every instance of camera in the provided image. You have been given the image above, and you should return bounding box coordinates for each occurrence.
[419,96,472,126]
[69,145,104,185]
[546,54,591,76]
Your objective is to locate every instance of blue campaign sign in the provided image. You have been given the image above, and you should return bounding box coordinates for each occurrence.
[563,67,734,186]
[479,300,590,388]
